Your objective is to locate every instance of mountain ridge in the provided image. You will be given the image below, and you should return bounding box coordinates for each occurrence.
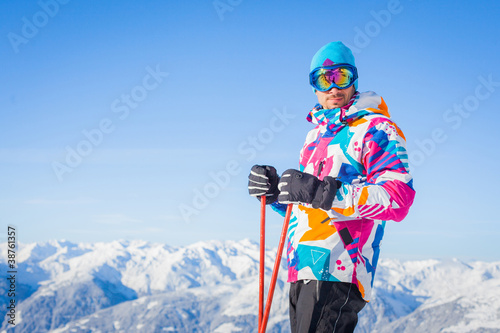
[1,239,499,332]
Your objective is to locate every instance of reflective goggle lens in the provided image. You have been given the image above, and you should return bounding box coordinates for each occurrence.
[310,65,357,91]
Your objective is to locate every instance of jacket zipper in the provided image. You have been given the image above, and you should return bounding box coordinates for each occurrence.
[317,161,324,177]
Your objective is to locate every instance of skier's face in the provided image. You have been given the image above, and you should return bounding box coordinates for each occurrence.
[315,85,355,110]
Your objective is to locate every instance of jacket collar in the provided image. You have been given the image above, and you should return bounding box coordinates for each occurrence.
[307,91,391,133]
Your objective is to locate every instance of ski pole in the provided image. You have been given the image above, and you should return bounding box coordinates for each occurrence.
[258,196,266,328]
[259,204,293,333]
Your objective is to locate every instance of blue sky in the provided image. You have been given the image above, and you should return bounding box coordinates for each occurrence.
[1,0,500,261]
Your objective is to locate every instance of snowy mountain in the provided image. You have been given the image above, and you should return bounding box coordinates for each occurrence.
[1,239,499,333]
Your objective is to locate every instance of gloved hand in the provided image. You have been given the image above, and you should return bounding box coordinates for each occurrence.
[278,169,341,210]
[248,165,280,204]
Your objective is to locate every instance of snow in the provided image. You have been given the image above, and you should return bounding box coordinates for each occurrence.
[147,301,159,309]
[1,239,500,332]
[213,323,243,332]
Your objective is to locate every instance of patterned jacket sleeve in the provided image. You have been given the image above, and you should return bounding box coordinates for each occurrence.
[329,118,415,222]
[271,201,288,217]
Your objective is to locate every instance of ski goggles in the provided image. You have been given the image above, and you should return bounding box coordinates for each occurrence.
[309,64,358,91]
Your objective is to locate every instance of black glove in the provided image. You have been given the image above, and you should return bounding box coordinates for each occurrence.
[278,169,340,210]
[248,165,280,204]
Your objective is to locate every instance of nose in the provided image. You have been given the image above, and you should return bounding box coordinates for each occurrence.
[327,87,341,94]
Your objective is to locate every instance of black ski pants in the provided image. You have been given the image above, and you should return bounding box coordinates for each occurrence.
[289,280,366,333]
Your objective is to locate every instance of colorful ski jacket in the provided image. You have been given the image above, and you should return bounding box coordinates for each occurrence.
[273,91,415,301]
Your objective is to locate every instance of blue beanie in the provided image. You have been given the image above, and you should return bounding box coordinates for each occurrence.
[310,41,358,91]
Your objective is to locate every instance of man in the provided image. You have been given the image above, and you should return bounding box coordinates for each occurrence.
[248,41,415,332]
